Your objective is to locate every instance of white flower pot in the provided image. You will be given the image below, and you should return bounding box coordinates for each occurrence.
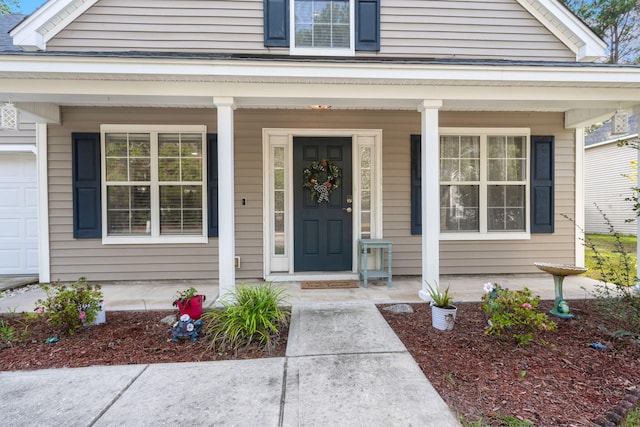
[431,305,457,331]
[90,303,106,325]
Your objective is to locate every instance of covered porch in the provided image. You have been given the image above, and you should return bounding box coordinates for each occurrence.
[0,273,603,313]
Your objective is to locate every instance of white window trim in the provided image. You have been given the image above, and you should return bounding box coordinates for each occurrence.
[289,0,355,56]
[439,127,531,241]
[262,128,382,278]
[100,124,208,245]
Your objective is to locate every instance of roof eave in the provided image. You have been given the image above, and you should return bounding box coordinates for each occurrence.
[516,0,607,61]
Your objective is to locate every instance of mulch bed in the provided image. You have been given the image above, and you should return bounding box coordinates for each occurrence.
[379,300,640,426]
[2,301,640,426]
[0,311,287,371]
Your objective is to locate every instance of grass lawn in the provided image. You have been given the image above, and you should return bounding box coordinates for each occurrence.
[584,233,637,284]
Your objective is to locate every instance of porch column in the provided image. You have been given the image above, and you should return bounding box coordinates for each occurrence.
[417,100,443,301]
[574,127,585,268]
[214,97,236,298]
[36,123,50,283]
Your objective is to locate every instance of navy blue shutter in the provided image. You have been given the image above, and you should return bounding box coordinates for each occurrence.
[72,133,101,238]
[410,134,422,235]
[264,0,289,47]
[207,134,219,237]
[355,0,380,51]
[530,136,554,233]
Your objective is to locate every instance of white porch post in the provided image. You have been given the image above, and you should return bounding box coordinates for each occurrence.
[418,100,443,301]
[575,127,585,268]
[214,97,236,298]
[36,123,50,283]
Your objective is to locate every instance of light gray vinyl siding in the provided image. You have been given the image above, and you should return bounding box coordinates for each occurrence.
[584,142,637,235]
[0,121,36,146]
[48,107,576,281]
[385,111,577,275]
[48,107,219,282]
[46,0,575,61]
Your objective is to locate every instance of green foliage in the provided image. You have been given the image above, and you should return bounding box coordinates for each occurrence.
[566,210,640,336]
[173,286,199,305]
[35,277,103,335]
[459,415,534,427]
[622,406,640,426]
[425,281,455,308]
[580,207,638,289]
[0,0,18,15]
[0,312,38,346]
[0,319,15,345]
[560,0,640,63]
[493,416,535,427]
[482,283,557,346]
[203,283,290,352]
[584,232,637,285]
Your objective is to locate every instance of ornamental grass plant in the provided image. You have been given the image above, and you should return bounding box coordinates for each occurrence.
[203,283,290,352]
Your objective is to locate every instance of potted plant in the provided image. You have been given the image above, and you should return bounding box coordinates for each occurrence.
[425,281,457,331]
[172,287,206,320]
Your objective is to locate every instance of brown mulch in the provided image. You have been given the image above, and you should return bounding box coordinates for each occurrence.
[0,311,287,371]
[379,300,640,426]
[2,301,640,426]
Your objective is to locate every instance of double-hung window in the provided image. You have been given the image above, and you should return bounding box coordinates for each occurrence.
[101,125,207,244]
[439,128,530,239]
[291,0,354,55]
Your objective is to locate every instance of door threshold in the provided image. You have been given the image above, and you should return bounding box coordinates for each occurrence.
[266,272,358,282]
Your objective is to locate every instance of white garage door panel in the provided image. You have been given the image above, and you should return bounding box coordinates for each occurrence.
[0,188,20,207]
[0,153,38,274]
[0,250,20,268]
[0,219,21,238]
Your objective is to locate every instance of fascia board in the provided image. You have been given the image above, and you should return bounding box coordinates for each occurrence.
[10,0,100,51]
[1,56,639,86]
[517,0,607,61]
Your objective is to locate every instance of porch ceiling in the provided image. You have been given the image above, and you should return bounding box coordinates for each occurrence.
[0,55,639,125]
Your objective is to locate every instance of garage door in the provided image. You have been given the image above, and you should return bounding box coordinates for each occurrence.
[0,152,38,274]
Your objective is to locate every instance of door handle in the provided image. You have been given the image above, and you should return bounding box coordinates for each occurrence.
[342,207,352,213]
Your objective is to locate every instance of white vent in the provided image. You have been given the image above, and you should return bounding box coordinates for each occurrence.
[234,256,241,269]
[611,111,629,136]
[0,103,18,130]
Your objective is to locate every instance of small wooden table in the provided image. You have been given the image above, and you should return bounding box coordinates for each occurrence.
[358,239,392,288]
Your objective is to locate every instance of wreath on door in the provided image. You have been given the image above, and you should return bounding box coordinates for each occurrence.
[303,160,341,203]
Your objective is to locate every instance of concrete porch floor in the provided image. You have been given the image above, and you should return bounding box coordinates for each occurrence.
[0,273,603,313]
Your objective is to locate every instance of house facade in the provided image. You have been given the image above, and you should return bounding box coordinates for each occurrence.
[584,114,639,235]
[2,0,639,299]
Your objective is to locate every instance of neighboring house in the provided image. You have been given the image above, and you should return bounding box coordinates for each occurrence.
[0,14,39,275]
[1,0,639,299]
[585,114,639,235]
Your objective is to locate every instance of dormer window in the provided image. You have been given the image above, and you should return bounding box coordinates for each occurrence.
[264,0,380,54]
[292,0,353,55]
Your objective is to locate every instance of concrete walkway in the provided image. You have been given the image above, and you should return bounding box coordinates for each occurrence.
[0,303,460,427]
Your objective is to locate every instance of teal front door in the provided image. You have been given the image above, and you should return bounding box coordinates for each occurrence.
[294,137,352,271]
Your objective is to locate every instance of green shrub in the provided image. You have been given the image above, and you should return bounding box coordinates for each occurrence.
[203,283,290,352]
[35,277,103,335]
[0,312,38,346]
[482,283,556,346]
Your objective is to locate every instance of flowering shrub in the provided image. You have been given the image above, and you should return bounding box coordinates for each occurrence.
[482,282,557,346]
[35,277,103,335]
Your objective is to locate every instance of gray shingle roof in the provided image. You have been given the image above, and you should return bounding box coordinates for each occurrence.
[0,14,25,53]
[585,114,639,146]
